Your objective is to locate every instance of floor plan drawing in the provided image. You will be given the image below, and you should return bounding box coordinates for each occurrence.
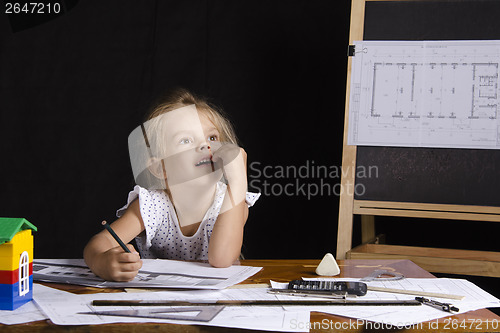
[348,40,500,149]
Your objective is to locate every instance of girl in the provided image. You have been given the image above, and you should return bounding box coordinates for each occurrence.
[83,89,259,281]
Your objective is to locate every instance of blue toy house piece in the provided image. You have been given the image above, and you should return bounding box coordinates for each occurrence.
[0,218,37,310]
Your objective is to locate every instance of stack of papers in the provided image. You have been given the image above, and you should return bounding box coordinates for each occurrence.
[1,259,499,332]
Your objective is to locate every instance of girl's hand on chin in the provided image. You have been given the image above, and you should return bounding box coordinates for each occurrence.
[211,144,247,182]
[211,143,243,166]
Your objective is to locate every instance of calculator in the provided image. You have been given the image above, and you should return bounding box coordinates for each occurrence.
[288,280,367,296]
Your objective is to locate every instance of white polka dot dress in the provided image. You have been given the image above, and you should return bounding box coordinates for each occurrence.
[116,182,260,260]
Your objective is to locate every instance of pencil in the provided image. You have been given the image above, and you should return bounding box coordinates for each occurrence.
[101,220,131,253]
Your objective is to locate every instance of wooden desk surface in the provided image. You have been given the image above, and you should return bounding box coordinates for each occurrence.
[3,259,499,333]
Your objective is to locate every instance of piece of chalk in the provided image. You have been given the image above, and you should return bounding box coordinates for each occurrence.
[315,253,340,276]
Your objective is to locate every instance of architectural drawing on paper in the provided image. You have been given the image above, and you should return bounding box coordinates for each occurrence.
[348,40,500,149]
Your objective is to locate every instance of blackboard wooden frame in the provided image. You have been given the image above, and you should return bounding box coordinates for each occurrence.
[336,0,500,277]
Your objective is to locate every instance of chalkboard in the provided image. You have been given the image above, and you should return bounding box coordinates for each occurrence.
[354,0,500,208]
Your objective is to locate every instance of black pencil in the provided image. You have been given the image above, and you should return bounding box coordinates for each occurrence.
[101,220,131,253]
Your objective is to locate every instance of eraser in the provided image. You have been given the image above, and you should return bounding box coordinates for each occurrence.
[315,253,340,276]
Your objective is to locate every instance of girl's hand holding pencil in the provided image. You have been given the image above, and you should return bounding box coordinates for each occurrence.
[97,221,142,282]
[96,245,142,282]
[83,220,143,282]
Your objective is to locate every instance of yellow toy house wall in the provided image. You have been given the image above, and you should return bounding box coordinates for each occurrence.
[0,230,34,271]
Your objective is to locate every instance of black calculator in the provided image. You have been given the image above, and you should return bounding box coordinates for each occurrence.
[288,280,367,296]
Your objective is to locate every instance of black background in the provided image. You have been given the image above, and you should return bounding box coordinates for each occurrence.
[1,0,499,309]
[0,0,349,260]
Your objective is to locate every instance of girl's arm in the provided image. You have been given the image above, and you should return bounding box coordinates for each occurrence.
[83,200,145,281]
[208,147,249,267]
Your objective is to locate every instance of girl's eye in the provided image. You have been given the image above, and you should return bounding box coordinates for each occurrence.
[179,138,193,145]
[208,135,218,142]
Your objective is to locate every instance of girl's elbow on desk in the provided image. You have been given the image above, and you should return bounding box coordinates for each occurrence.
[208,254,238,268]
[208,257,227,268]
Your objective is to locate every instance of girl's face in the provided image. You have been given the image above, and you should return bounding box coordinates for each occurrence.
[157,105,222,188]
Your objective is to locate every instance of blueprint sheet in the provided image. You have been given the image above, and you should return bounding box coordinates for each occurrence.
[33,259,262,289]
[348,40,500,149]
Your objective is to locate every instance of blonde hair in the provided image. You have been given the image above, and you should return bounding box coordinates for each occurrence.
[130,88,237,191]
[146,88,238,145]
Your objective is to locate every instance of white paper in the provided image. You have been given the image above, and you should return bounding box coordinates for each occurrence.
[33,284,310,332]
[29,273,500,330]
[33,258,261,289]
[0,301,48,325]
[349,40,500,149]
[301,277,500,327]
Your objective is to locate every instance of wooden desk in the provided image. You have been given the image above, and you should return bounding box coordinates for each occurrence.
[3,259,499,332]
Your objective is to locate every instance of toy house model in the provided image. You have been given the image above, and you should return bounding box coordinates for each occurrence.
[0,218,37,310]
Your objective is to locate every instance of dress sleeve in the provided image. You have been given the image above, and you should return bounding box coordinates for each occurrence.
[116,185,141,218]
[245,191,261,207]
[115,186,170,253]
